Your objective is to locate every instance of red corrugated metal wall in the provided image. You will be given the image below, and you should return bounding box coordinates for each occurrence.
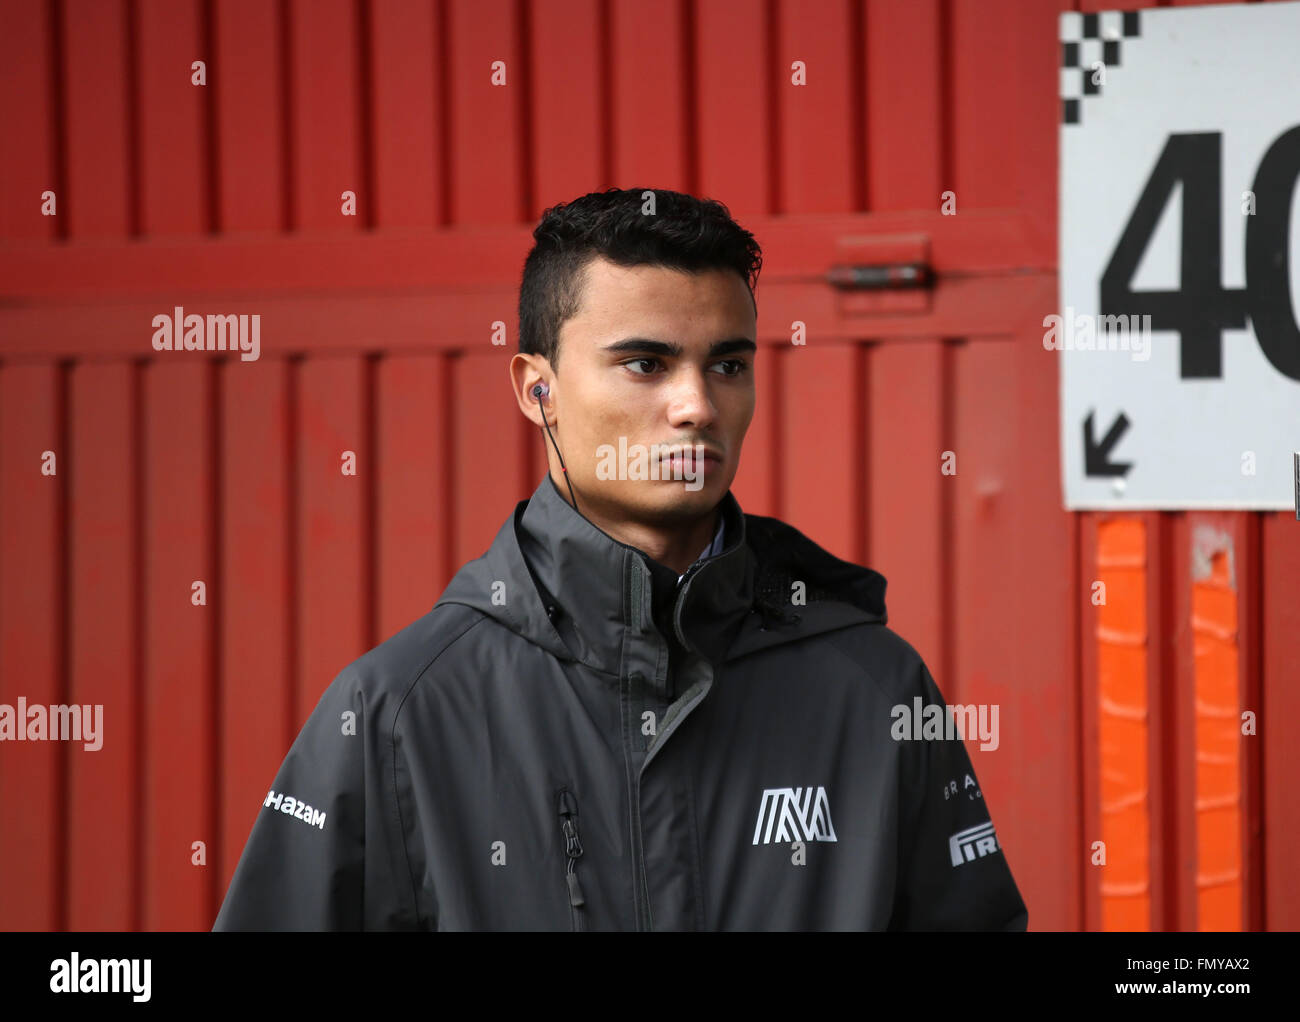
[0,0,1294,932]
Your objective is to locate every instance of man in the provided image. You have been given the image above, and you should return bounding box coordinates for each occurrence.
[213,187,1028,931]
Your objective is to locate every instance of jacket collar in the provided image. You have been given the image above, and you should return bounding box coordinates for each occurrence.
[513,474,755,675]
[435,473,889,681]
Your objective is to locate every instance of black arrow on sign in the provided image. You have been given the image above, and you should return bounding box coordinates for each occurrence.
[1083,410,1133,477]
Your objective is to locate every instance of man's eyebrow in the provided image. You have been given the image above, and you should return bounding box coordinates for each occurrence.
[603,337,758,358]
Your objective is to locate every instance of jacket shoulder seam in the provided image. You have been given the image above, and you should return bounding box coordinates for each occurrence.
[815,622,923,704]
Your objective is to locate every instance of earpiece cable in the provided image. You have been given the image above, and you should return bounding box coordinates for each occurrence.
[534,387,580,513]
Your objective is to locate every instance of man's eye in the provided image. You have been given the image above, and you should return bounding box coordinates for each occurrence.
[622,357,749,376]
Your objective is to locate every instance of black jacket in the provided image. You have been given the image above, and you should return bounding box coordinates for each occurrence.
[213,474,1028,930]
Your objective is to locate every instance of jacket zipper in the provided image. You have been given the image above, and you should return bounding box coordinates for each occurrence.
[665,565,699,703]
[558,789,587,931]
[632,566,701,926]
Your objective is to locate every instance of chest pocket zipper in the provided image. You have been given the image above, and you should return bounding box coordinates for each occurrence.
[557,788,587,931]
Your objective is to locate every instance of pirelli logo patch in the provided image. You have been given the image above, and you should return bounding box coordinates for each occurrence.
[948,821,1000,867]
[264,789,326,830]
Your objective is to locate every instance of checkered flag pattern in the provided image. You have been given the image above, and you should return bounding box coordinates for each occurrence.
[1060,10,1142,125]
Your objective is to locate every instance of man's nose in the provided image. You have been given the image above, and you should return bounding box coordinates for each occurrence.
[665,368,718,429]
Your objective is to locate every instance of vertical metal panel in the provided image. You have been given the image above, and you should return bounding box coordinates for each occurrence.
[1014,0,1069,264]
[775,0,858,213]
[136,0,207,236]
[447,0,526,224]
[950,338,1049,923]
[142,360,216,929]
[67,363,139,931]
[287,0,367,231]
[1239,514,1263,933]
[866,341,947,688]
[695,0,772,213]
[1164,511,1197,932]
[949,340,1022,693]
[729,335,779,517]
[0,365,65,929]
[295,357,369,720]
[1189,517,1243,929]
[861,0,949,776]
[864,0,942,212]
[774,0,865,560]
[1095,517,1151,930]
[1262,510,1300,930]
[451,351,530,567]
[780,346,864,563]
[375,354,449,641]
[948,0,1022,209]
[0,0,60,241]
[1186,510,1263,931]
[1086,498,1273,931]
[610,0,689,191]
[368,0,442,230]
[1009,276,1081,932]
[528,0,605,215]
[61,0,133,237]
[936,0,1080,926]
[217,359,294,908]
[212,0,286,233]
[1079,512,1101,930]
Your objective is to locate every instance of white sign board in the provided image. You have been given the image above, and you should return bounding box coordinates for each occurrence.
[1059,2,1300,509]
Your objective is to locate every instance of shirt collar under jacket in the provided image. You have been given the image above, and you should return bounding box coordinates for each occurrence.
[678,515,726,584]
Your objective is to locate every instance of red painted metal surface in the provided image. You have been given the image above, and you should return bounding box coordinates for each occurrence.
[0,0,1294,935]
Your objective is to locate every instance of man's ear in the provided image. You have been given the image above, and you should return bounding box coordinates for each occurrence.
[510,353,553,426]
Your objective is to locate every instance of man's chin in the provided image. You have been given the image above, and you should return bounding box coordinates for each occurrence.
[589,478,725,520]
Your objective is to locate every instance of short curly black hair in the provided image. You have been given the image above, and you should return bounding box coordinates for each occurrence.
[518,187,762,372]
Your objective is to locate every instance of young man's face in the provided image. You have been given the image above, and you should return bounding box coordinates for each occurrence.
[547,255,757,528]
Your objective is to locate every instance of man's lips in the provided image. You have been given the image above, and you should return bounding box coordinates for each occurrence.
[659,447,722,464]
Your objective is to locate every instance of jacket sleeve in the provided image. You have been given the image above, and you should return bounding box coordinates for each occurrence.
[888,658,1029,931]
[212,665,422,931]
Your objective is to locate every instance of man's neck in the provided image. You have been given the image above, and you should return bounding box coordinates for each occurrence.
[555,472,720,576]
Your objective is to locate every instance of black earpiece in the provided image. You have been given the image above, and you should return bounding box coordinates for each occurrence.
[531,382,579,514]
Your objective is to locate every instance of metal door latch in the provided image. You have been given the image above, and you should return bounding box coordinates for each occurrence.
[826,262,932,290]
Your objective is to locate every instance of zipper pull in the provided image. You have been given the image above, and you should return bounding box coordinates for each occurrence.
[561,816,583,859]
[558,790,586,908]
[566,862,586,908]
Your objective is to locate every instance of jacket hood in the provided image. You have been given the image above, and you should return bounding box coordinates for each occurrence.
[436,473,888,677]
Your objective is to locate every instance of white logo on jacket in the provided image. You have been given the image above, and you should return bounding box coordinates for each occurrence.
[752,787,838,844]
[948,821,1001,866]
